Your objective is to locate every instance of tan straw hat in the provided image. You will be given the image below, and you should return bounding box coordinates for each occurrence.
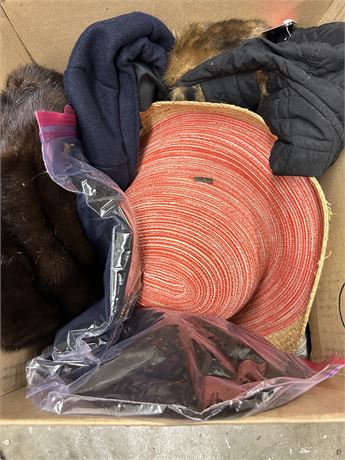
[126,102,329,352]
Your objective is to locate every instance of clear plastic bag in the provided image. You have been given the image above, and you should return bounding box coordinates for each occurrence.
[26,106,345,421]
[33,106,141,359]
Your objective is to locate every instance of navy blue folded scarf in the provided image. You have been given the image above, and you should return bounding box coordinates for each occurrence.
[64,12,174,190]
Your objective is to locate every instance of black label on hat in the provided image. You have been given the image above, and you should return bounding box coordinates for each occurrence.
[194,177,214,184]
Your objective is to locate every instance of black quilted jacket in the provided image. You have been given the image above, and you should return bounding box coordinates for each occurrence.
[179,22,345,176]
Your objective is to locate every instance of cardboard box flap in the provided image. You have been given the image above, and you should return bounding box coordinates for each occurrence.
[0,6,32,88]
[319,0,345,23]
[2,0,332,72]
[310,152,345,362]
[0,0,344,422]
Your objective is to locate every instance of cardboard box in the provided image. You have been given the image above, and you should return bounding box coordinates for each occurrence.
[0,0,344,423]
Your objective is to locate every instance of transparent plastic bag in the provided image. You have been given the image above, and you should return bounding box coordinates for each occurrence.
[33,106,141,359]
[26,106,345,421]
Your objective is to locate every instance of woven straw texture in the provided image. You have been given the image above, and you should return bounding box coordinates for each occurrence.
[126,102,329,352]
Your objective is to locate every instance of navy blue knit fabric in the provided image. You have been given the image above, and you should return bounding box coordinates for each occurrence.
[64,12,174,190]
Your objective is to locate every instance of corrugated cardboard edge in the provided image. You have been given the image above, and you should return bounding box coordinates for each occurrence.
[0,347,41,396]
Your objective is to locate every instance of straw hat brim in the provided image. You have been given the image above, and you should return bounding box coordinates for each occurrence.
[127,101,329,353]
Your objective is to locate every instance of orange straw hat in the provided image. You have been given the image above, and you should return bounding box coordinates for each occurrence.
[126,102,329,352]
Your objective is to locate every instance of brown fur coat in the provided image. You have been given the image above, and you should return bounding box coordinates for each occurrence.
[1,64,102,351]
